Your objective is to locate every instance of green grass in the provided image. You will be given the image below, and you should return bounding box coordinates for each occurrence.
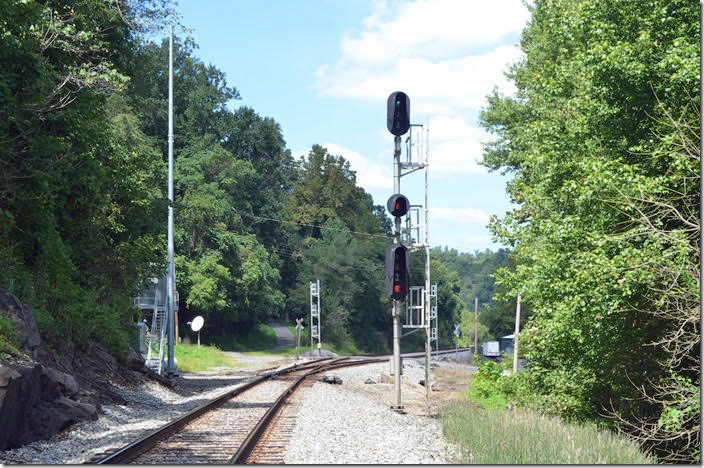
[209,323,277,352]
[174,343,243,372]
[442,401,655,464]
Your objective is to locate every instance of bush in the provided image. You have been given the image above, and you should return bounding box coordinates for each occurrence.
[468,360,509,411]
[0,315,20,358]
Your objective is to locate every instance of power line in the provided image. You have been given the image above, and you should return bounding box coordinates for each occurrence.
[264,244,428,276]
[231,207,392,240]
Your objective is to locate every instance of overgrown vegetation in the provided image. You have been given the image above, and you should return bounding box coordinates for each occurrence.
[480,0,700,461]
[443,401,655,464]
[0,316,20,359]
[445,359,655,463]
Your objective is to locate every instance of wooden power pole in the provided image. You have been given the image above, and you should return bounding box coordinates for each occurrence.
[474,297,478,359]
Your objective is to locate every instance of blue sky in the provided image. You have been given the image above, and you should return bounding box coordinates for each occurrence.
[173,0,530,252]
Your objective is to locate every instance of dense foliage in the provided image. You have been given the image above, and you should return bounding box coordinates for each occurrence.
[0,0,472,361]
[0,0,168,356]
[480,0,699,461]
[430,247,525,341]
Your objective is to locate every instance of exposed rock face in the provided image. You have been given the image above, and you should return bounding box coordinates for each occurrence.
[0,292,149,451]
[0,288,40,353]
[0,361,98,450]
[126,348,146,371]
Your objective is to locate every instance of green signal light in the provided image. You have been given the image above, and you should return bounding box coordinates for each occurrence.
[396,100,401,106]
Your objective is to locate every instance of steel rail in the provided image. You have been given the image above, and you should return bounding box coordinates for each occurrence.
[96,348,470,464]
[95,358,332,464]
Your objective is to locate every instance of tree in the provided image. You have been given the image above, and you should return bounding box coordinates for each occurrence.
[173,136,284,334]
[284,145,384,237]
[480,0,699,461]
[0,0,169,356]
[289,219,391,352]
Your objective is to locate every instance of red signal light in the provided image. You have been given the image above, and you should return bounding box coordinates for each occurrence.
[386,194,410,218]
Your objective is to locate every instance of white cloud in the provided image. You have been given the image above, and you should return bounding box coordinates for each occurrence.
[313,0,528,180]
[314,0,528,108]
[432,207,490,225]
[338,0,529,65]
[321,143,391,192]
[428,114,489,175]
[315,45,522,111]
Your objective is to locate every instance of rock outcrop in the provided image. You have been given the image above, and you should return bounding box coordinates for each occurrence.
[0,360,98,450]
[0,288,40,354]
[0,290,154,451]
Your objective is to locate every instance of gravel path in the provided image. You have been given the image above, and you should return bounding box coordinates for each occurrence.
[0,356,466,464]
[268,320,295,349]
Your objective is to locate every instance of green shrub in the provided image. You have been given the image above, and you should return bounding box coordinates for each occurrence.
[468,360,510,411]
[210,323,277,351]
[0,315,20,358]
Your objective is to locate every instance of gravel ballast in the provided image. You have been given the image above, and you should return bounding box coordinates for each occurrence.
[284,359,452,464]
[0,356,464,464]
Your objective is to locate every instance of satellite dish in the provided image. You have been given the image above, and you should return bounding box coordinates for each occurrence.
[191,316,204,332]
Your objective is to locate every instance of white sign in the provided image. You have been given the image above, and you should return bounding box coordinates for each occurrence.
[191,315,204,332]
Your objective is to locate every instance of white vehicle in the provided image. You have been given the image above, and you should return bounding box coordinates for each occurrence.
[482,340,500,358]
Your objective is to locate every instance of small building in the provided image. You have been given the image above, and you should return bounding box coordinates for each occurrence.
[501,334,515,356]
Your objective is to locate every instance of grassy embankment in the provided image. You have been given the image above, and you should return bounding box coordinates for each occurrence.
[441,359,655,464]
[179,322,373,372]
[173,343,243,372]
[177,324,278,371]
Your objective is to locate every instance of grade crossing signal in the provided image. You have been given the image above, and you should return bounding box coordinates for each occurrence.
[385,243,409,300]
[387,91,410,136]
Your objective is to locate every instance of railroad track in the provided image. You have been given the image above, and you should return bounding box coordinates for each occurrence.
[94,357,385,464]
[94,348,470,464]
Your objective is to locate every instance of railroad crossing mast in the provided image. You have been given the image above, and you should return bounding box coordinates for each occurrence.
[310,277,321,356]
[385,91,437,409]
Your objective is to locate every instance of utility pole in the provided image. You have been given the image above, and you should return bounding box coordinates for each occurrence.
[454,324,460,361]
[513,294,521,374]
[474,297,478,361]
[165,17,177,377]
[295,318,304,360]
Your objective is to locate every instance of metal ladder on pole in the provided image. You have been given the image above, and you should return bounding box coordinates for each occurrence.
[144,279,167,374]
[145,306,166,374]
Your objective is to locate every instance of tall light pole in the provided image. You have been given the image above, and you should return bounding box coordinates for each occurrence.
[165,17,177,376]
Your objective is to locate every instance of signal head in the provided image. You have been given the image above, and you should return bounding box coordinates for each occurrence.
[385,243,409,300]
[386,194,410,218]
[387,91,410,136]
